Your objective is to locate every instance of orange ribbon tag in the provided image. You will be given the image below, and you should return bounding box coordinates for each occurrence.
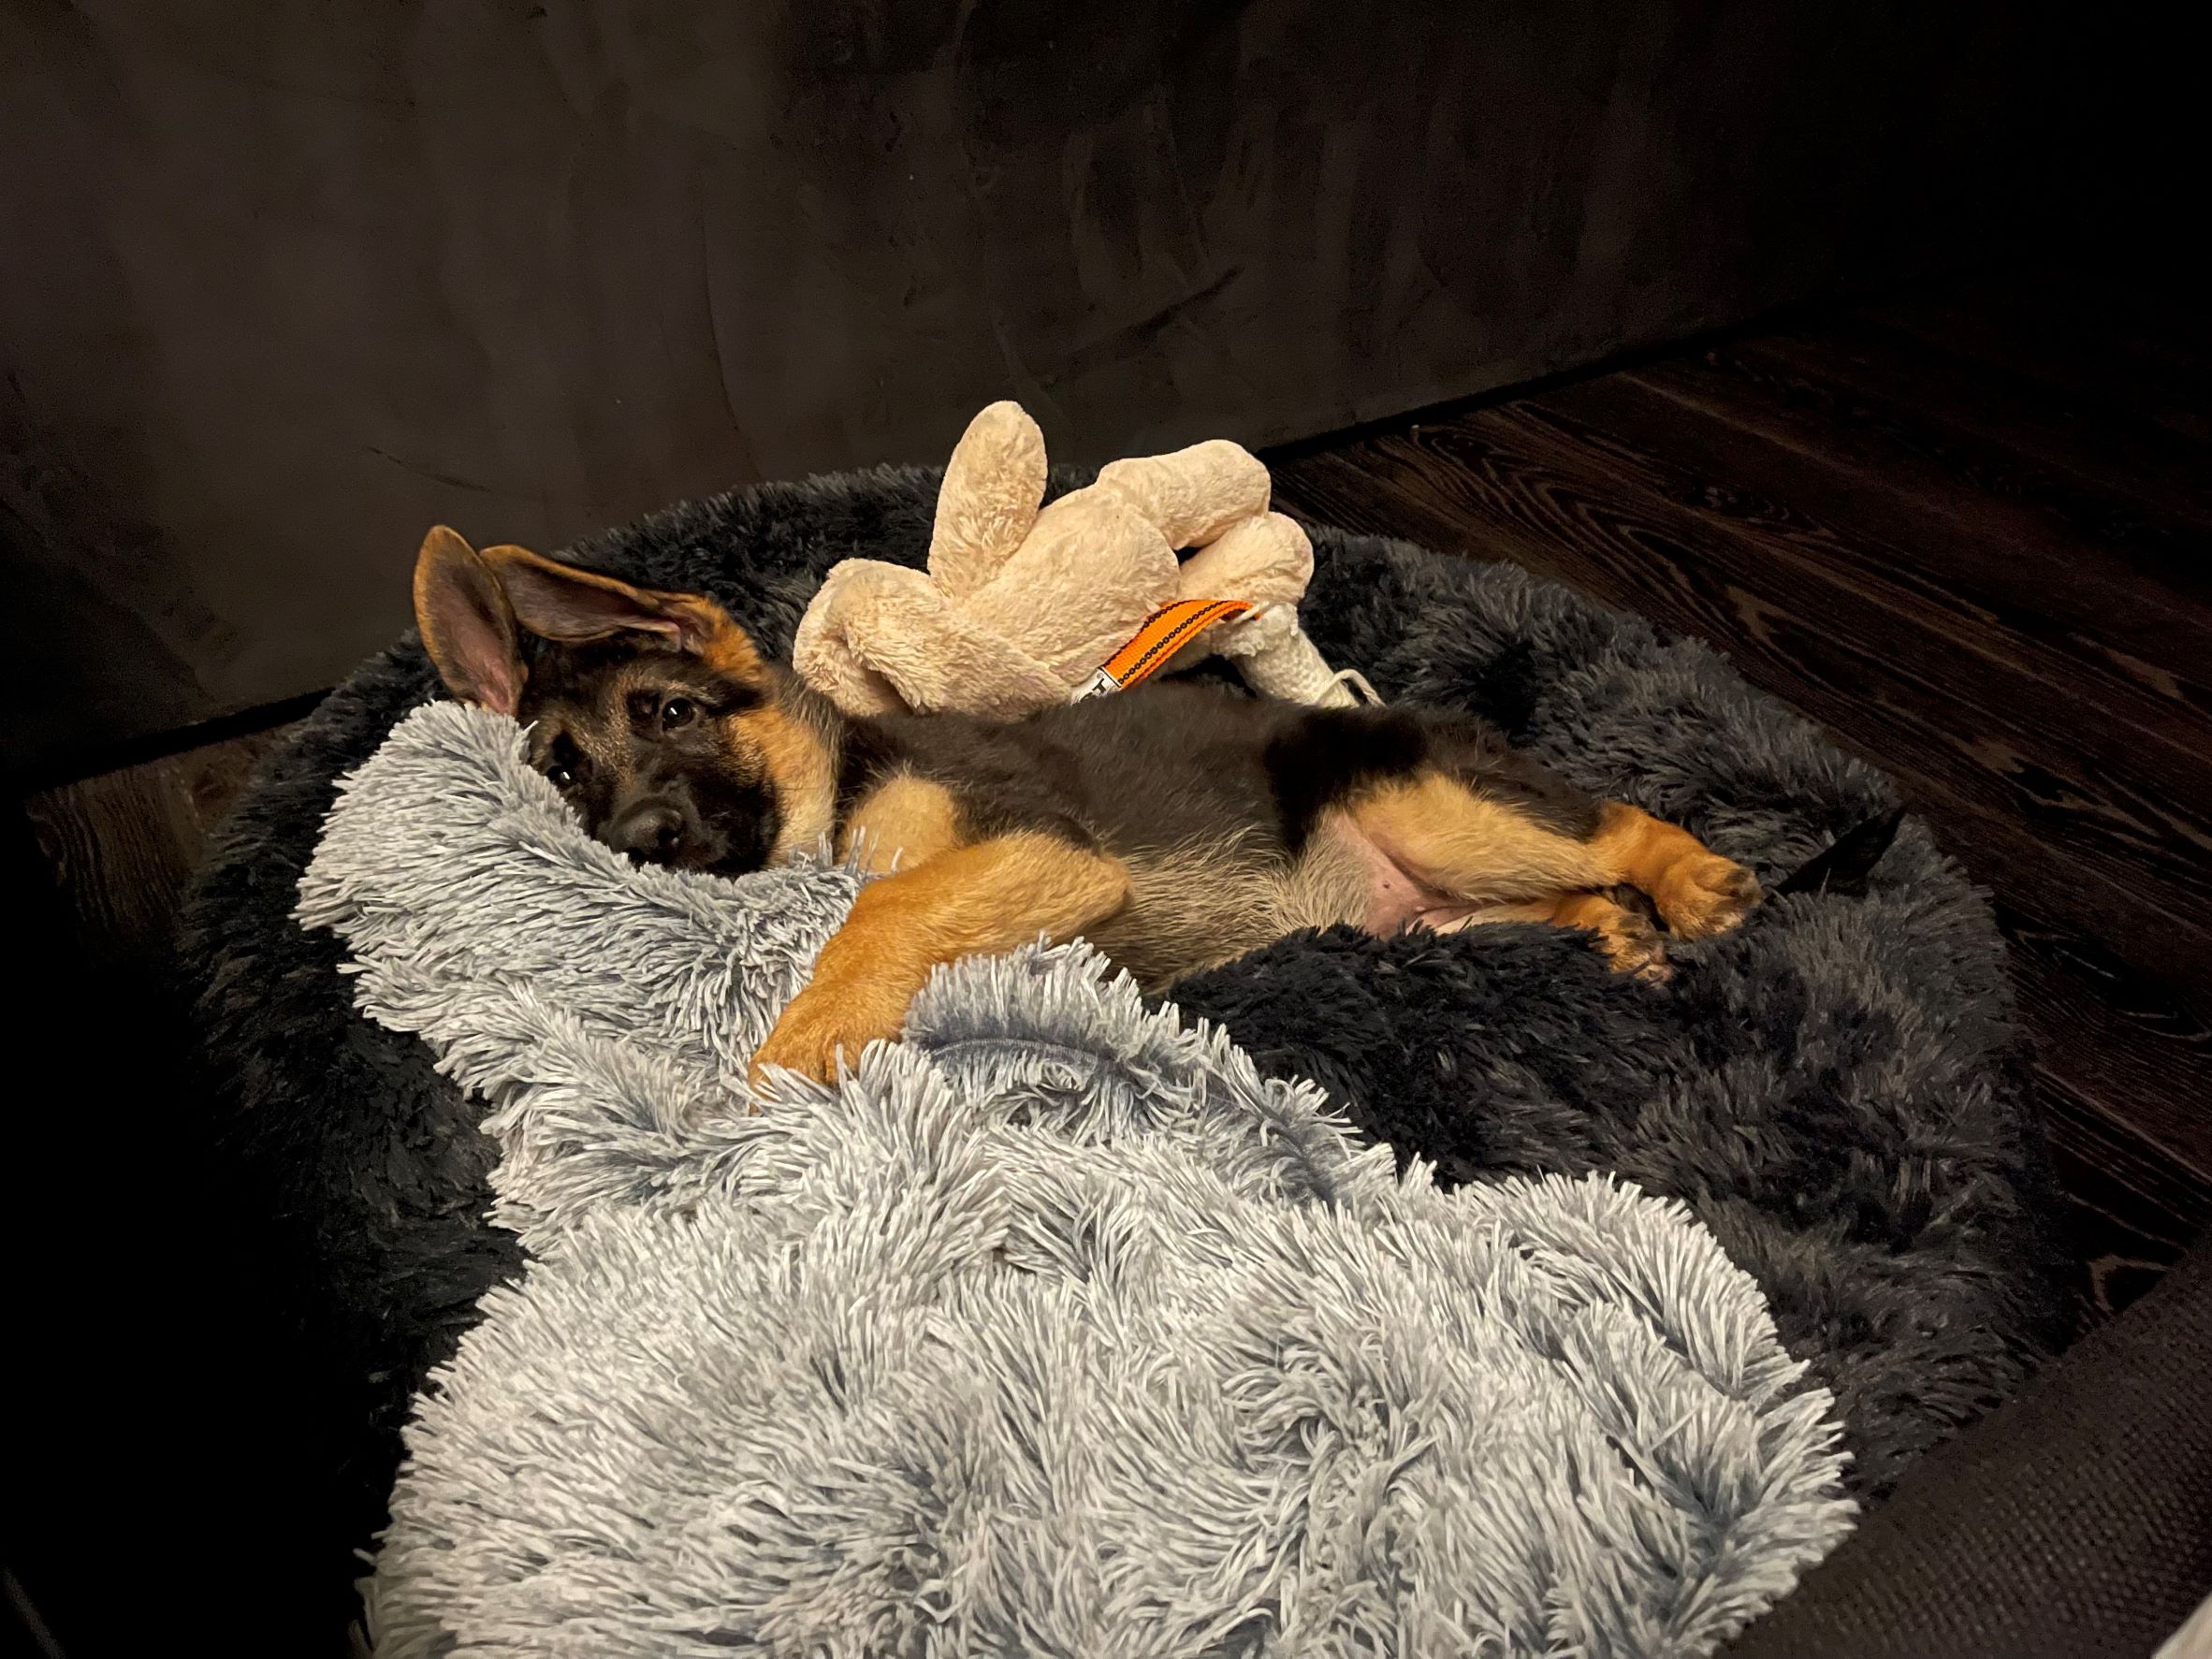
[1071,599,1254,700]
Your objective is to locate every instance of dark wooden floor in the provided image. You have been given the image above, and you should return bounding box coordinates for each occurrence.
[16,265,2209,1330]
[1272,267,2212,1321]
[22,720,296,976]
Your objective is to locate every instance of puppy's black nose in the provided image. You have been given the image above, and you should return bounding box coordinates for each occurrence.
[609,804,683,866]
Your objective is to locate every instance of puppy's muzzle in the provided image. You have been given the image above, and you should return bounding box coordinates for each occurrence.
[607,801,686,866]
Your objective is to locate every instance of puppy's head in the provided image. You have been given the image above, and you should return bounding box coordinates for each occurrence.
[412,526,833,876]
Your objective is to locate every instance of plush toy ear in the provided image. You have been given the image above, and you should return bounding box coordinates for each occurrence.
[479,545,764,678]
[413,526,525,715]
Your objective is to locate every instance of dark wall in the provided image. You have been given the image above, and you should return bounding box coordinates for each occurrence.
[3,1,2064,776]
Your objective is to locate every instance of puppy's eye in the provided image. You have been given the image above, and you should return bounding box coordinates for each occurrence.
[546,764,575,790]
[660,696,699,732]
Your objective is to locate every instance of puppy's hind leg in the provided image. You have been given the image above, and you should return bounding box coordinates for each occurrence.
[1348,773,1619,910]
[1348,769,1759,974]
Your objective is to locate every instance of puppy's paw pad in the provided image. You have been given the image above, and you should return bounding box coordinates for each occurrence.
[1660,855,1764,939]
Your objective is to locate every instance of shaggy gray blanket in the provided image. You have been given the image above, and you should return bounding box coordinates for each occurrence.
[302,700,1854,1657]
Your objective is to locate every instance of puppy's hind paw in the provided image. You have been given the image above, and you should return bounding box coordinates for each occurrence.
[1656,854,1763,940]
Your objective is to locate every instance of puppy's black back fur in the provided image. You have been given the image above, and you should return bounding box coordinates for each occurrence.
[851,680,1600,862]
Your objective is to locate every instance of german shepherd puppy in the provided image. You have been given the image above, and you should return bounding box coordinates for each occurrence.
[414,527,1762,1085]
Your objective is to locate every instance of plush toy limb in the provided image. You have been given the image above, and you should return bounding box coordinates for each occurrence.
[794,559,1068,718]
[792,561,913,715]
[1157,511,1350,699]
[931,401,1048,601]
[1214,605,1362,707]
[868,589,1068,718]
[1173,512,1313,607]
[1096,440,1271,549]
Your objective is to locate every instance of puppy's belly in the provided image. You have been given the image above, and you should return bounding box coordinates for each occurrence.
[1095,813,1477,990]
[1309,811,1480,934]
[1088,837,1302,992]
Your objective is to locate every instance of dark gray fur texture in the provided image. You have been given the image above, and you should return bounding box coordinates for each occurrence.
[179,466,2064,1620]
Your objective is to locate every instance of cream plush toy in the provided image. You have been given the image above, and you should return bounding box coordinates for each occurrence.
[793,401,1363,720]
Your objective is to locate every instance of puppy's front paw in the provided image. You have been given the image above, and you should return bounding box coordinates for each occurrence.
[1655,852,1764,940]
[749,979,911,1091]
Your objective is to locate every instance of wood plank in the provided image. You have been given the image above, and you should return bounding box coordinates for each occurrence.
[2035,1077,2212,1322]
[1616,348,2212,703]
[1753,313,2211,522]
[1996,900,2212,1191]
[1970,267,2212,363]
[1579,365,2212,746]
[1864,273,2212,451]
[22,724,293,969]
[1645,331,2212,623]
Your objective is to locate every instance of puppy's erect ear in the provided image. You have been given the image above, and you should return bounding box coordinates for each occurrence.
[479,545,764,679]
[413,526,525,715]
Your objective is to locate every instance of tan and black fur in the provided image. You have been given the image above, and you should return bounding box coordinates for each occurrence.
[414,527,1763,1086]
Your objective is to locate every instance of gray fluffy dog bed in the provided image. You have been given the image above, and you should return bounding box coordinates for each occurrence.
[308,702,1854,1656]
[180,468,2064,1647]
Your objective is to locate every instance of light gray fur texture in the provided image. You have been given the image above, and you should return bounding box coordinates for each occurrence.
[299,700,1854,1658]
